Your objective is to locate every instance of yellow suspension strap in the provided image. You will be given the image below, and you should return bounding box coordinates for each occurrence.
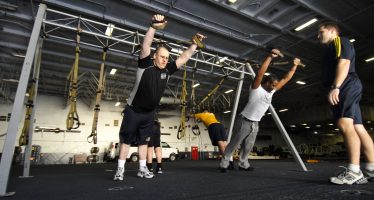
[87,46,108,144]
[66,21,82,130]
[333,36,341,58]
[19,81,35,146]
[190,58,200,136]
[19,33,45,145]
[177,63,188,140]
[197,76,226,110]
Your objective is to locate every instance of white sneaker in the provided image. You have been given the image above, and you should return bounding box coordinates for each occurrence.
[113,167,124,181]
[365,169,374,181]
[137,167,154,178]
[330,166,368,185]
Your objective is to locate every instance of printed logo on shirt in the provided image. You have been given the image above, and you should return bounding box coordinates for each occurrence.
[160,73,167,79]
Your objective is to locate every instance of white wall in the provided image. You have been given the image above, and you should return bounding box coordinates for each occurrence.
[0,95,216,164]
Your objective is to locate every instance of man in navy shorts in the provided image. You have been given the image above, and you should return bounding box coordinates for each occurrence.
[113,14,206,180]
[318,22,374,185]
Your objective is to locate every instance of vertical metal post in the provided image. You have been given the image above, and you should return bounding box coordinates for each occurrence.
[227,66,245,141]
[20,38,43,178]
[0,4,46,196]
[245,63,308,171]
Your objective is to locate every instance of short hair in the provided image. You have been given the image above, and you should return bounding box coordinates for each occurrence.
[319,22,340,34]
[262,74,279,84]
[154,46,169,54]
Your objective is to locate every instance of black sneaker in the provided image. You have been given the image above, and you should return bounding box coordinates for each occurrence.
[238,166,254,171]
[228,161,234,170]
[219,167,227,173]
[156,167,163,174]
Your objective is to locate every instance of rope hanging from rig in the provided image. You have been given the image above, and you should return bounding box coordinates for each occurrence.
[196,76,226,110]
[19,81,35,146]
[177,63,188,140]
[66,20,82,130]
[87,46,108,144]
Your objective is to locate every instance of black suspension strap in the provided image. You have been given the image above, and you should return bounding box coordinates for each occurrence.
[87,46,108,144]
[66,20,82,130]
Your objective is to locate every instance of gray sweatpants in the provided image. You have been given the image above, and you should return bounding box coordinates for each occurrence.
[220,115,259,169]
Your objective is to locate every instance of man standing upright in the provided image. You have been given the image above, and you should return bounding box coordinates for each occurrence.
[113,14,205,181]
[318,22,374,185]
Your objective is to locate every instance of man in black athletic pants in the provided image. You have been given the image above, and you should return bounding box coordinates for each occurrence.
[114,14,206,180]
[146,114,163,174]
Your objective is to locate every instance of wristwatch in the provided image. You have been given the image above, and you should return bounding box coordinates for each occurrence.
[330,85,340,90]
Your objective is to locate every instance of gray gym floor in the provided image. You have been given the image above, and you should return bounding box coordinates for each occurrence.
[6,160,374,200]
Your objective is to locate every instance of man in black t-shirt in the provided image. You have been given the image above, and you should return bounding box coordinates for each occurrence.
[114,14,206,180]
[318,22,374,185]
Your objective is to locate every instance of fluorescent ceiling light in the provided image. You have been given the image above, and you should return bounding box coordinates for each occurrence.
[223,110,231,114]
[12,53,25,58]
[278,108,288,112]
[349,38,356,43]
[328,123,334,126]
[365,57,374,62]
[294,18,318,31]
[301,123,307,126]
[110,68,117,75]
[296,81,306,85]
[334,128,339,131]
[225,89,234,94]
[289,125,296,128]
[313,131,318,134]
[2,78,19,83]
[171,48,183,54]
[227,0,237,4]
[315,125,321,127]
[264,72,270,76]
[266,112,271,115]
[115,102,120,107]
[305,126,310,129]
[192,83,200,88]
[105,23,115,37]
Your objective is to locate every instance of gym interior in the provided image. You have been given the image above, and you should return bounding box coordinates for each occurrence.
[1,0,374,199]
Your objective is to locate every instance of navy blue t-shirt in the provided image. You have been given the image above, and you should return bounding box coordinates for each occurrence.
[322,36,356,87]
[127,55,178,112]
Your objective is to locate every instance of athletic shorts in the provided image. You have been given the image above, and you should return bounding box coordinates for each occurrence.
[119,105,155,145]
[331,73,363,124]
[207,123,227,146]
[148,123,161,148]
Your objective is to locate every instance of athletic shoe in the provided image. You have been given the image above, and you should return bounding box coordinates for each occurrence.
[228,161,234,170]
[137,167,154,178]
[364,169,374,181]
[156,167,163,174]
[219,167,227,173]
[329,166,368,185]
[238,163,254,171]
[113,167,124,181]
[238,166,254,171]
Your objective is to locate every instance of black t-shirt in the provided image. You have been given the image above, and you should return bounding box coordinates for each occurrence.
[322,36,356,87]
[127,55,178,112]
